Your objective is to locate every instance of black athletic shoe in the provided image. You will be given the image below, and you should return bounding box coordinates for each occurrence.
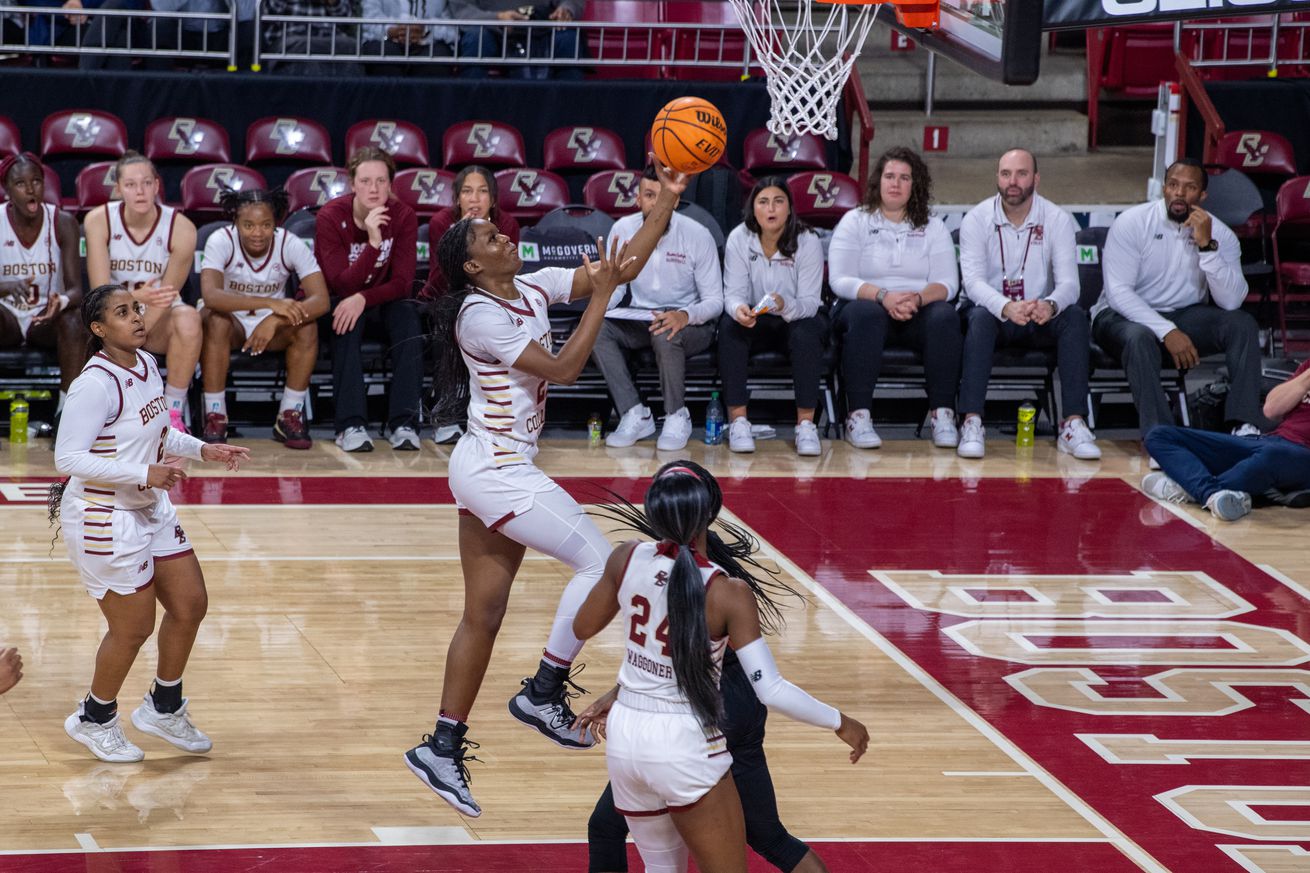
[403,724,482,817]
[507,666,595,750]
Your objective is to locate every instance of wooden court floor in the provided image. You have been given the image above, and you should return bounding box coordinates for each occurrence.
[1,436,1307,872]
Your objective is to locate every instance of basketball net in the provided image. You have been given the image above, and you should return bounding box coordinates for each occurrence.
[728,0,879,140]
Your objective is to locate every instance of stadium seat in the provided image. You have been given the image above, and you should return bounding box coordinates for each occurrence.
[0,116,20,156]
[1271,175,1310,352]
[740,128,827,176]
[1214,129,1298,211]
[543,126,627,173]
[583,169,641,218]
[786,171,860,229]
[442,120,527,171]
[245,116,334,166]
[663,0,760,82]
[40,109,129,159]
[345,120,430,167]
[180,163,269,223]
[284,166,350,212]
[75,161,118,213]
[1085,25,1175,149]
[394,167,456,218]
[144,116,232,165]
[495,168,571,227]
[584,0,664,80]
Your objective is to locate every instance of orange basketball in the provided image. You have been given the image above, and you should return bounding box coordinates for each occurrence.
[650,97,728,176]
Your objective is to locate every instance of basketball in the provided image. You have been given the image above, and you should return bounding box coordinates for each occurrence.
[650,96,728,176]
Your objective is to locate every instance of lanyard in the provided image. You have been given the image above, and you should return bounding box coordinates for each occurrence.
[997,224,1035,281]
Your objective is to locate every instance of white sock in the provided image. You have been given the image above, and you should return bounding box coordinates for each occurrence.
[203,392,226,416]
[88,692,114,706]
[164,384,188,411]
[280,388,307,414]
[153,676,181,687]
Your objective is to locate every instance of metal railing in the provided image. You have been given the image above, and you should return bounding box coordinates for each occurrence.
[1174,13,1310,76]
[0,4,238,66]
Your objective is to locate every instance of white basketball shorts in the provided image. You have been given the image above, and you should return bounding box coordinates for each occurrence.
[61,492,193,599]
[448,432,560,531]
[606,700,732,816]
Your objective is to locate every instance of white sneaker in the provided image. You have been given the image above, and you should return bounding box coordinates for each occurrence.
[1058,418,1101,460]
[794,420,821,456]
[433,423,463,444]
[1148,455,1161,471]
[335,426,374,453]
[130,695,212,753]
[657,408,692,451]
[1206,489,1252,521]
[1232,423,1261,437]
[1141,472,1191,504]
[930,408,959,448]
[728,417,755,453]
[389,425,421,451]
[846,409,881,449]
[65,706,144,763]
[957,417,985,459]
[605,405,655,448]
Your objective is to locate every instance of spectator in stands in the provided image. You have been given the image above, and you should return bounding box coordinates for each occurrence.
[262,0,365,76]
[957,148,1099,461]
[828,146,962,451]
[1095,157,1269,438]
[84,152,201,435]
[199,189,329,450]
[450,0,583,79]
[719,177,827,458]
[315,147,423,453]
[0,153,86,408]
[75,0,147,70]
[595,164,723,452]
[0,647,20,695]
[361,0,457,75]
[423,165,520,299]
[1142,359,1310,521]
[148,0,257,69]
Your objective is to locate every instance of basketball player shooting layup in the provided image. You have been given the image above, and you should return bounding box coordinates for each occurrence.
[404,158,688,818]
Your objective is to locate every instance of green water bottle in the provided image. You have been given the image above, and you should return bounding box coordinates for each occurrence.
[1016,401,1035,448]
[587,412,603,446]
[9,397,28,445]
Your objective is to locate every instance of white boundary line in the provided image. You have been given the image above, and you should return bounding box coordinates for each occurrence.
[718,507,1168,873]
[1258,563,1310,605]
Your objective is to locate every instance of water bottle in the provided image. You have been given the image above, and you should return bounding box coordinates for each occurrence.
[704,391,725,445]
[9,397,28,445]
[1016,401,1036,448]
[587,412,603,446]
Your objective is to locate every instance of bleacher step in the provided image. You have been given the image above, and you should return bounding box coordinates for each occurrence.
[861,108,1088,158]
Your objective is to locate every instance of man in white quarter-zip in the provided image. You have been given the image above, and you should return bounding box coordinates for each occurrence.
[1094,157,1268,436]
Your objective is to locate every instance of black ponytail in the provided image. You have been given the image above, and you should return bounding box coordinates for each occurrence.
[644,467,722,730]
[427,217,479,427]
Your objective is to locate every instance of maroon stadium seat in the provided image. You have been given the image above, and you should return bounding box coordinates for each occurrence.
[285,166,350,212]
[585,0,664,80]
[40,109,129,159]
[144,116,232,165]
[543,126,627,174]
[495,168,570,226]
[0,116,20,157]
[741,128,827,175]
[394,167,456,218]
[245,116,334,166]
[786,170,860,229]
[345,120,430,168]
[75,161,118,213]
[663,1,760,82]
[1215,130,1298,182]
[583,169,641,218]
[1086,26,1175,149]
[1270,175,1310,351]
[180,163,269,222]
[442,121,527,171]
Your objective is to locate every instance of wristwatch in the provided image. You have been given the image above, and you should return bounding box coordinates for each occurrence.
[1199,239,1218,252]
[1046,298,1059,317]
[875,288,888,304]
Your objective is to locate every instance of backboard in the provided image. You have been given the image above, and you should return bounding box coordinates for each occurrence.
[888,0,1044,85]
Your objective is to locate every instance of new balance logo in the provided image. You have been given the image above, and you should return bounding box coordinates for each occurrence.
[566,127,603,163]
[607,171,638,208]
[270,118,307,156]
[64,114,103,150]
[467,123,501,159]
[167,118,201,156]
[410,171,447,206]
[309,169,347,206]
[807,174,838,209]
[750,670,762,682]
[1236,132,1270,168]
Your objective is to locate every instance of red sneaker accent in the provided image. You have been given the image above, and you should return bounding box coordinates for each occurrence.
[274,409,312,450]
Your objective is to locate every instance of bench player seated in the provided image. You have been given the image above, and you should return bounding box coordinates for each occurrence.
[199,189,329,449]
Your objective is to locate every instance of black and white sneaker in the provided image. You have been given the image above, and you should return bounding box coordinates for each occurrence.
[507,668,596,750]
[404,725,482,817]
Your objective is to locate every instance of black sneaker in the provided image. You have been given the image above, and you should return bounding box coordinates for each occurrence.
[403,724,482,817]
[506,666,595,750]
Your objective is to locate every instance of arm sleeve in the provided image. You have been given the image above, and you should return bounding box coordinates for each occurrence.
[1102,214,1177,340]
[359,207,419,307]
[786,231,824,322]
[827,210,864,301]
[682,226,723,325]
[165,426,206,462]
[721,227,750,318]
[925,219,959,301]
[959,208,1007,319]
[735,638,841,730]
[459,304,531,368]
[1202,222,1248,311]
[1047,209,1081,314]
[54,376,150,486]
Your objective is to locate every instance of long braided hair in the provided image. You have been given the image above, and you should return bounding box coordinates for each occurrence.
[427,216,478,427]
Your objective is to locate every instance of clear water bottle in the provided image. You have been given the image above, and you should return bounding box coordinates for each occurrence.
[587,412,603,446]
[1016,401,1036,447]
[9,397,28,445]
[704,391,725,445]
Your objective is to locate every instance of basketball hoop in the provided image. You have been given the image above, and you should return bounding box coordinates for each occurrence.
[729,0,940,140]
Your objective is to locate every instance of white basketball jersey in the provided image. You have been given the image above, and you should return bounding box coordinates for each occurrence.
[202,226,320,304]
[617,541,727,706]
[455,267,573,463]
[0,203,62,317]
[106,203,177,291]
[66,351,172,512]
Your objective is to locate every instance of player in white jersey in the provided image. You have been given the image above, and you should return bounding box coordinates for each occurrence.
[84,152,201,435]
[0,153,87,399]
[573,463,869,873]
[404,158,688,818]
[49,284,248,764]
[199,188,329,449]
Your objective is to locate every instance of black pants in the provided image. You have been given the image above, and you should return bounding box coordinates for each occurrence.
[959,302,1090,419]
[330,299,423,433]
[587,655,811,873]
[717,311,829,411]
[833,298,962,411]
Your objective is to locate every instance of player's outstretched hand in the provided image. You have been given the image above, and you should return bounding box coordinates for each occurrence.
[582,236,635,303]
[575,684,620,742]
[648,152,689,197]
[0,647,23,695]
[201,442,251,472]
[836,712,869,764]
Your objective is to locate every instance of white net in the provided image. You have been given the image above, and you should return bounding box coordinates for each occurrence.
[727,0,880,140]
